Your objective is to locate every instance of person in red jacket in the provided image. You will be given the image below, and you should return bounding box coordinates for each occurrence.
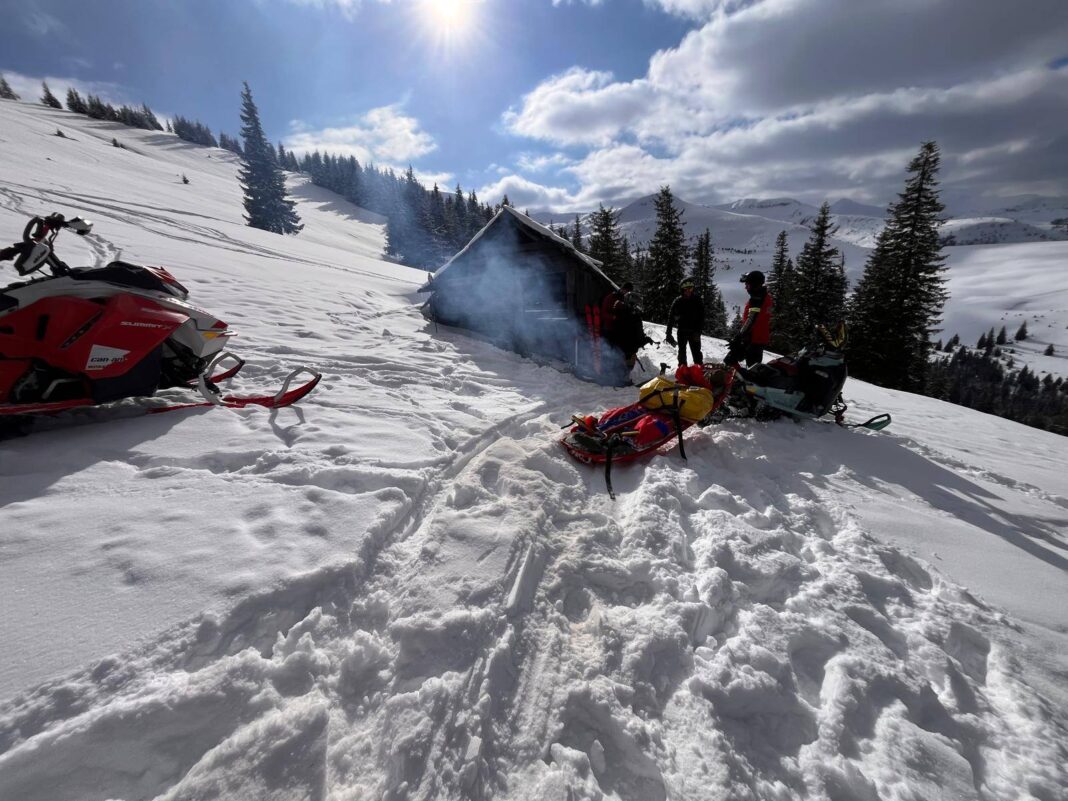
[726,270,772,367]
[600,281,632,338]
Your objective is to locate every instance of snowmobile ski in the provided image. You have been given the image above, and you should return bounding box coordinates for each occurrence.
[186,351,246,387]
[0,367,320,418]
[151,367,321,413]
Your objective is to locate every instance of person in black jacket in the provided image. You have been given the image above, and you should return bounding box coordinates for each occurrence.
[610,291,654,375]
[664,278,704,366]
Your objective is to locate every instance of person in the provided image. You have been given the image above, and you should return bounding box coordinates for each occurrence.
[725,270,773,368]
[600,281,633,338]
[664,277,704,366]
[609,290,654,379]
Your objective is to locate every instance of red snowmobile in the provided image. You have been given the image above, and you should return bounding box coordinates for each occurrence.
[0,212,319,418]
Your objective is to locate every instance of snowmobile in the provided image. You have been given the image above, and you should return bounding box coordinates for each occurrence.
[562,363,736,498]
[727,322,890,430]
[0,212,320,419]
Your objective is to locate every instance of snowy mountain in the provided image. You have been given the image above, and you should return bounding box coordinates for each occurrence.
[939,217,1068,246]
[940,240,1068,375]
[713,196,820,223]
[829,198,886,218]
[943,191,1068,225]
[615,194,874,310]
[1,99,1067,801]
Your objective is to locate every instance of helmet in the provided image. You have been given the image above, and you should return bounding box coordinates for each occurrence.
[680,278,695,289]
[740,270,765,286]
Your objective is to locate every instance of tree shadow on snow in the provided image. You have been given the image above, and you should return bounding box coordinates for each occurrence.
[752,423,1068,573]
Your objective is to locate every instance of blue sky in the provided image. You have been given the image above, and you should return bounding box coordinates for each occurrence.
[2,0,1067,212]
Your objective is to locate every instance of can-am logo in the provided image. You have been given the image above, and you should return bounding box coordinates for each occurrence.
[86,345,130,371]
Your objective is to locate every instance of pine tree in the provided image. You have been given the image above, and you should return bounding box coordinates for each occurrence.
[795,202,846,335]
[618,235,635,286]
[691,229,728,336]
[450,184,468,247]
[570,214,585,253]
[65,87,88,114]
[238,82,302,235]
[0,74,19,100]
[984,327,996,355]
[945,333,960,351]
[1044,343,1055,356]
[140,103,164,130]
[726,306,744,340]
[848,141,947,391]
[977,332,988,349]
[1015,320,1028,341]
[40,82,62,109]
[643,186,687,323]
[85,94,109,119]
[767,230,803,352]
[586,204,623,283]
[996,326,1007,345]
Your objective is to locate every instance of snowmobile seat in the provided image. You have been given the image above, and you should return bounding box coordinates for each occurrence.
[70,262,174,294]
[743,362,798,391]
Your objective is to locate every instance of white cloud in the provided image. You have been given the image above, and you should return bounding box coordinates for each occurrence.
[1,71,130,108]
[22,10,65,37]
[502,0,1068,210]
[503,68,654,146]
[515,152,574,172]
[413,169,456,187]
[284,104,437,166]
[642,0,737,19]
[283,0,368,21]
[476,174,580,210]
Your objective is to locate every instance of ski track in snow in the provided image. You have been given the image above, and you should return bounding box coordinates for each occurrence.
[1,100,1066,801]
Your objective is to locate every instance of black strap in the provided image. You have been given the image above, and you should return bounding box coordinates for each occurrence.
[604,434,618,500]
[671,386,686,460]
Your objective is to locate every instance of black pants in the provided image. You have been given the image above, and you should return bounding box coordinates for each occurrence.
[677,329,702,366]
[726,342,764,368]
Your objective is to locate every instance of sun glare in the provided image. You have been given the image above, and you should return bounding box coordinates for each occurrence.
[417,0,481,49]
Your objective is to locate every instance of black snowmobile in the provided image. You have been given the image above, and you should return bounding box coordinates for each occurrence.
[728,323,891,430]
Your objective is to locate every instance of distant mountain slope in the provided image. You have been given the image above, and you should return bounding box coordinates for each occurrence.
[944,191,1068,224]
[941,240,1068,376]
[939,217,1068,246]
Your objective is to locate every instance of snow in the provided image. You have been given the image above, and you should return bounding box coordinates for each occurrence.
[941,240,1068,376]
[939,217,1068,247]
[2,98,1067,801]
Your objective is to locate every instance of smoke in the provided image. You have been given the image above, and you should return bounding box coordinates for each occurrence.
[428,235,630,384]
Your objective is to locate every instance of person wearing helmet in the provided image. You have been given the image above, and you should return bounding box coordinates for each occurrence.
[726,270,773,367]
[664,277,705,366]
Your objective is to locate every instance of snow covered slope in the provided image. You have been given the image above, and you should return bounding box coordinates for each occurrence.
[1,99,1067,801]
[941,240,1068,375]
[939,217,1068,246]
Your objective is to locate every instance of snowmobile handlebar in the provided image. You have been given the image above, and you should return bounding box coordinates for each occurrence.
[22,213,93,245]
[2,213,93,276]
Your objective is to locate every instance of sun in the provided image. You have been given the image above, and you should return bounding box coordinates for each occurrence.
[417,0,480,46]
[429,0,470,24]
